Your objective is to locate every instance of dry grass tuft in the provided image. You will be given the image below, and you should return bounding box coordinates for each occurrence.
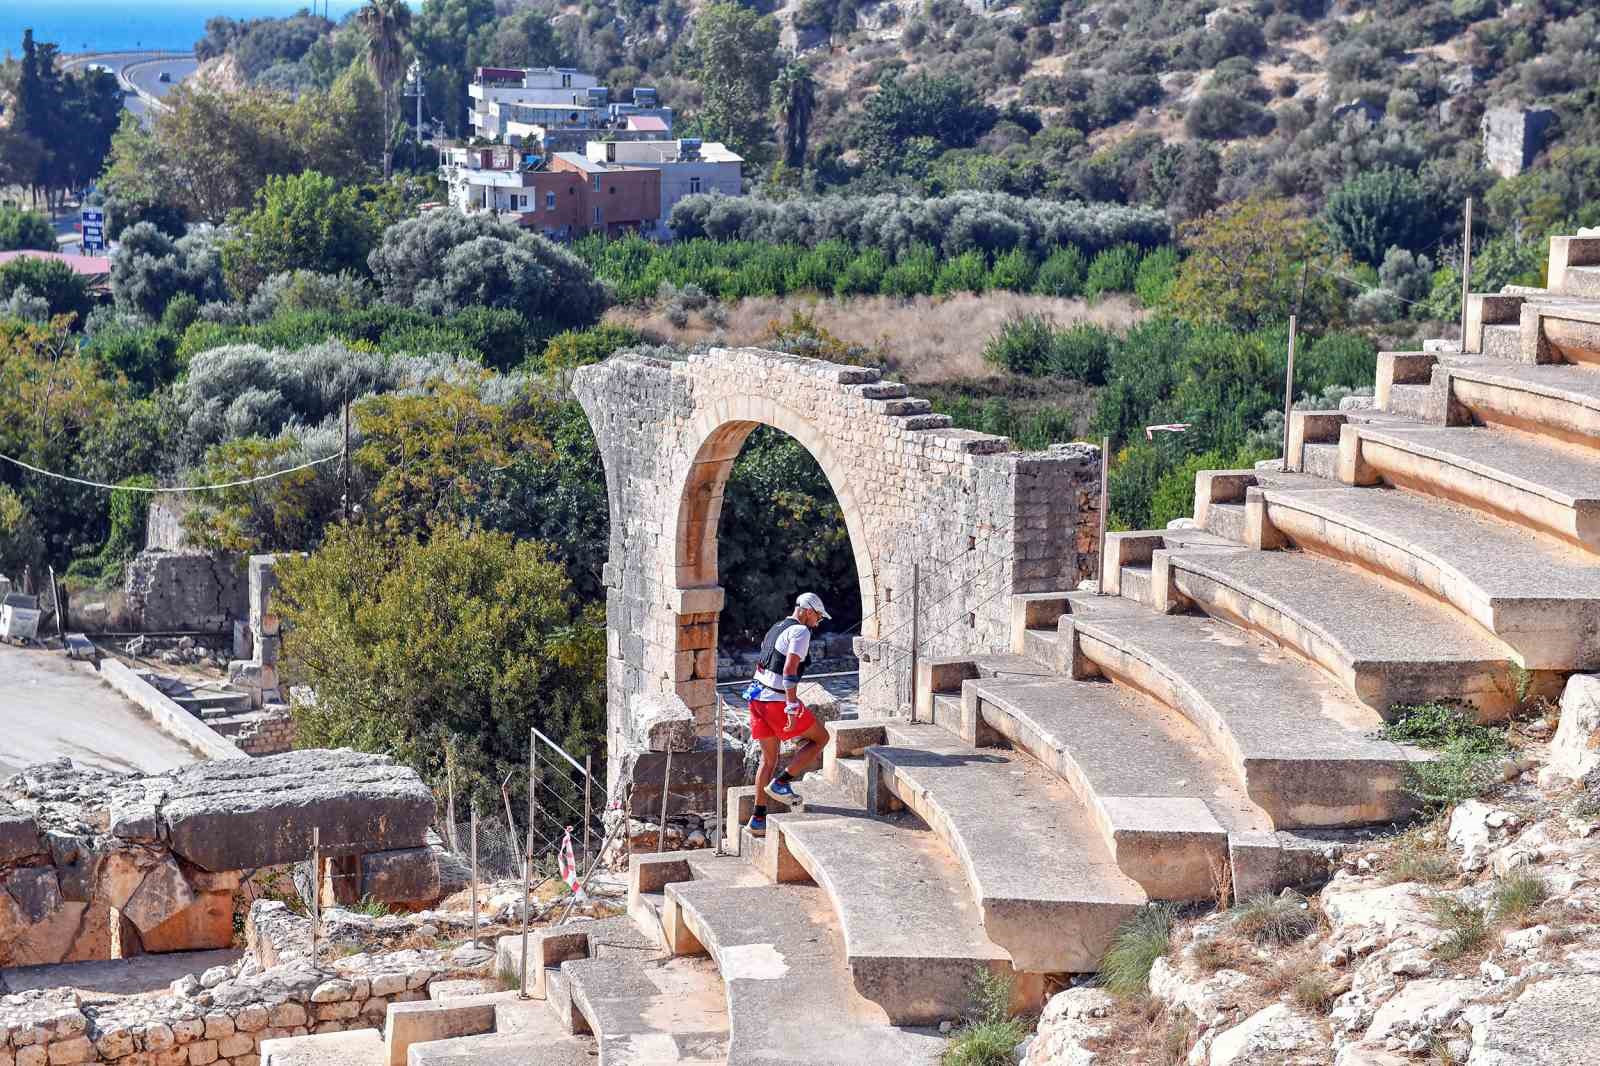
[1190,934,1253,975]
[605,291,1147,383]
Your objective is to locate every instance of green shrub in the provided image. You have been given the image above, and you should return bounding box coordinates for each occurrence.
[836,249,890,296]
[786,239,853,293]
[1098,904,1175,997]
[0,257,94,326]
[881,243,939,296]
[1084,243,1141,299]
[1047,322,1116,384]
[933,250,989,295]
[542,323,644,373]
[987,248,1037,292]
[982,313,1055,373]
[0,207,57,252]
[1451,0,1497,22]
[1296,332,1376,397]
[1033,245,1087,297]
[1381,702,1509,807]
[1134,246,1180,307]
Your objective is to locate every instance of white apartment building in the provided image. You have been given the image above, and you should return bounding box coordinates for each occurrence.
[585,139,743,238]
[467,66,601,140]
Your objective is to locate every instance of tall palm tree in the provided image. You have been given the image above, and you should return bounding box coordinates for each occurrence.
[771,62,816,171]
[358,0,412,180]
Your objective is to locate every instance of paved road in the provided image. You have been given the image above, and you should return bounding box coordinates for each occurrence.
[0,642,198,776]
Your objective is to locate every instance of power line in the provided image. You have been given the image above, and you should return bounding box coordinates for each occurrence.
[0,451,339,493]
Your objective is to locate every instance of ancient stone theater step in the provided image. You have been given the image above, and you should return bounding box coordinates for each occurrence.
[1440,360,1600,450]
[1345,422,1600,554]
[1159,546,1514,714]
[403,996,600,1066]
[553,954,729,1064]
[1067,610,1420,828]
[866,721,1145,973]
[663,879,947,1066]
[773,809,1026,1025]
[260,1029,386,1066]
[1252,479,1600,671]
[959,674,1271,900]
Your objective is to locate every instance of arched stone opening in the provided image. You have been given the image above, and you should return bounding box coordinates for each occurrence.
[670,406,880,723]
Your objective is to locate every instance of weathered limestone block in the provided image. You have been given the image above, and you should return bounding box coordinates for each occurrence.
[0,803,42,864]
[628,693,695,753]
[1022,987,1115,1065]
[357,848,441,905]
[5,902,115,964]
[159,750,435,871]
[5,867,63,924]
[140,889,235,953]
[1208,1003,1320,1065]
[1469,973,1600,1064]
[1539,672,1600,786]
[122,858,196,933]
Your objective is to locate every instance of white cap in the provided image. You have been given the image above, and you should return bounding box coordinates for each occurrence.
[795,592,831,620]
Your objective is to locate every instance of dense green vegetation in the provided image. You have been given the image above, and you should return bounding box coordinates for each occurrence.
[574,232,1171,303]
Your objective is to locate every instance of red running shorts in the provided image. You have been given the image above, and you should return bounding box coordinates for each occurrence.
[748,699,818,741]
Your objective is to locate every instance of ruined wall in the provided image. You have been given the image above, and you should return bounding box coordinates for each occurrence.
[0,752,436,967]
[124,552,248,634]
[0,903,485,1066]
[1482,106,1556,178]
[573,348,1100,793]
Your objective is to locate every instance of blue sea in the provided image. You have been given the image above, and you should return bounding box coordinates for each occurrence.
[1,1,374,56]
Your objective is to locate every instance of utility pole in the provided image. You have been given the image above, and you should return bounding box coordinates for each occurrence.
[1096,437,1109,594]
[909,562,920,722]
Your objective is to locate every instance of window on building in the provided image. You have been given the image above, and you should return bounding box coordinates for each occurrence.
[591,175,601,192]
[519,194,528,208]
[562,73,572,88]
[594,206,603,225]
[545,192,556,211]
[689,176,702,195]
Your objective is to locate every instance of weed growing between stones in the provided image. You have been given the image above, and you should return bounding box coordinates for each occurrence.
[1098,904,1176,997]
[1492,870,1550,926]
[1430,896,1490,960]
[1381,702,1510,807]
[349,895,395,917]
[941,969,1028,1066]
[1382,820,1457,886]
[1292,968,1337,1015]
[1230,892,1318,946]
[1190,934,1252,975]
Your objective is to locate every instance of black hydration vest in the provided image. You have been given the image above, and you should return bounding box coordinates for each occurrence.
[758,616,808,680]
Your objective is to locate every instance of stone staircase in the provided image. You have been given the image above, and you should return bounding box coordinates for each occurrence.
[260,232,1600,1062]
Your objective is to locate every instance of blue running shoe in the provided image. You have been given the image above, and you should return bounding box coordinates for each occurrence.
[747,814,767,838]
[765,779,801,806]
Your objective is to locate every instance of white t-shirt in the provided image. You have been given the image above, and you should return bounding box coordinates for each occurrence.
[753,622,811,702]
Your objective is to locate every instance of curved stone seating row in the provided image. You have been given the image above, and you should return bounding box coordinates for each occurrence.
[1156,545,1514,715]
[663,878,947,1066]
[864,721,1145,973]
[1246,476,1600,672]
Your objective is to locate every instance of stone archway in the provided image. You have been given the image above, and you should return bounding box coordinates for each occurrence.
[573,347,1100,788]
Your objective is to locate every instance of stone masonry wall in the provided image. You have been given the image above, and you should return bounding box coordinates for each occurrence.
[124,553,248,634]
[573,347,1100,794]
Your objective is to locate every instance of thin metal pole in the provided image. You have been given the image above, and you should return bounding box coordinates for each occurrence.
[909,561,921,722]
[714,698,725,855]
[583,754,593,863]
[519,733,534,999]
[469,807,479,944]
[309,827,320,964]
[1459,197,1474,350]
[657,746,673,854]
[1096,436,1109,594]
[340,397,351,522]
[1281,314,1299,468]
